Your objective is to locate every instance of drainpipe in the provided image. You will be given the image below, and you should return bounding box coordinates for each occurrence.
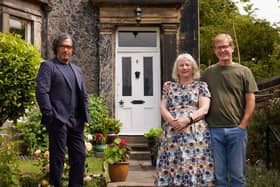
[41,3,52,59]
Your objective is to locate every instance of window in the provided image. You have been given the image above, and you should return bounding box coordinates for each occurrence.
[122,57,132,96]
[9,16,32,43]
[118,31,157,47]
[143,57,153,96]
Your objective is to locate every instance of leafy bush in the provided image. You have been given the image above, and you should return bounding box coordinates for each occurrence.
[104,138,131,164]
[0,33,42,125]
[247,97,280,169]
[104,117,122,134]
[247,161,280,187]
[15,106,48,155]
[0,131,20,186]
[20,174,40,187]
[87,95,109,135]
[144,127,163,139]
[84,174,106,187]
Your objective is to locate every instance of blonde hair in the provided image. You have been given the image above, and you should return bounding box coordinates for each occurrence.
[172,53,200,81]
[213,33,235,48]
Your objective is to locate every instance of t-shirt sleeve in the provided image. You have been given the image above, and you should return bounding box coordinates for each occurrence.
[199,81,211,98]
[245,68,258,93]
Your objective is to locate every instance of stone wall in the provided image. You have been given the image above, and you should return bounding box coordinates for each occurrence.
[46,0,99,94]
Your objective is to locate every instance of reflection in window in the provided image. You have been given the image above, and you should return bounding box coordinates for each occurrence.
[118,31,157,47]
[144,57,153,96]
[122,57,132,96]
[9,16,31,43]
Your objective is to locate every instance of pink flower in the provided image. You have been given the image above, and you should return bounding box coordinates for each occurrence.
[96,133,103,138]
[120,139,127,146]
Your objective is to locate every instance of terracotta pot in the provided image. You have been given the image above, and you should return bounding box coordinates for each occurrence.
[108,162,129,182]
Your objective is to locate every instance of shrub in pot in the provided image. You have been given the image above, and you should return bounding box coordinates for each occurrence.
[144,127,163,167]
[103,117,122,144]
[104,137,131,182]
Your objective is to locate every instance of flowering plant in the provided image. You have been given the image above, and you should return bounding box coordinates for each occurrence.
[104,137,131,164]
[93,133,106,145]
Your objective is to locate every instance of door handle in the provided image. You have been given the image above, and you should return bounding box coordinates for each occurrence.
[131,100,145,104]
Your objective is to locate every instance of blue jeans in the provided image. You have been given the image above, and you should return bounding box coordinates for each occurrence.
[210,127,248,187]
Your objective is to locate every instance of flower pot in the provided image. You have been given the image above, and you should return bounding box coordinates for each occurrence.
[94,144,106,152]
[108,162,129,182]
[106,133,119,144]
[147,137,160,167]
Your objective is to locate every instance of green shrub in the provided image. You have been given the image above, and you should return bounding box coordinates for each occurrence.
[104,117,122,134]
[20,174,40,187]
[0,131,20,186]
[247,161,280,187]
[144,127,163,139]
[0,33,42,125]
[247,97,280,169]
[84,174,106,187]
[15,106,48,155]
[87,95,109,135]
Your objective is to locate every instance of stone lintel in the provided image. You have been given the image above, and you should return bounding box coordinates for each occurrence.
[98,6,181,25]
[92,0,184,6]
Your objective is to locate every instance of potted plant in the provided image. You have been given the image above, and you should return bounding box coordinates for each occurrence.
[93,133,106,152]
[144,127,163,167]
[104,137,131,182]
[103,117,122,144]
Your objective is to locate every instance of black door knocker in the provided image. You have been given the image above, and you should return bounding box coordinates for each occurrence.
[135,71,140,79]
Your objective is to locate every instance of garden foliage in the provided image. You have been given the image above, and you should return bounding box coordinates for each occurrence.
[247,97,280,170]
[15,106,48,155]
[0,33,42,125]
[0,131,20,186]
[87,95,109,135]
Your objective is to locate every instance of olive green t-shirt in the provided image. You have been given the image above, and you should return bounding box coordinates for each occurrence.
[201,63,258,128]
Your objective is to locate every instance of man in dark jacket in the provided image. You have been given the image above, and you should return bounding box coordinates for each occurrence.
[36,33,91,187]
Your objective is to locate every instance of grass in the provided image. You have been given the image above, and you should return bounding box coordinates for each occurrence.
[18,156,104,175]
[17,157,280,186]
[18,160,40,174]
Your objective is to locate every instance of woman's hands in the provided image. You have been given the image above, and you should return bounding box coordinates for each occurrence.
[170,117,191,132]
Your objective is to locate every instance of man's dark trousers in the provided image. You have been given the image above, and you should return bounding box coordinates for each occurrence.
[48,118,85,187]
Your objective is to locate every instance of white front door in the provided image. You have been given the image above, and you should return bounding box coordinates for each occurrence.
[116,53,161,134]
[115,28,161,134]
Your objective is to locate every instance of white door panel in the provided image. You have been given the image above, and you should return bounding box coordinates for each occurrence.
[116,53,160,134]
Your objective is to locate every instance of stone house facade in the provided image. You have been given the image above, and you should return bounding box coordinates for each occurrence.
[1,0,199,134]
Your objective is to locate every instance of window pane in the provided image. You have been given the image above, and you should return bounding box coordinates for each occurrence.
[9,17,31,43]
[118,31,156,47]
[122,57,132,96]
[144,57,153,96]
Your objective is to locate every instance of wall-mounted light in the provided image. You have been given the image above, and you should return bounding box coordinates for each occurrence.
[135,6,142,24]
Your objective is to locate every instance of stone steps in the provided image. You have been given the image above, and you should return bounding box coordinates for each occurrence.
[120,135,151,161]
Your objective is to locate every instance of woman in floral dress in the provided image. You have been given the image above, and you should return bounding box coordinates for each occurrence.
[154,53,214,186]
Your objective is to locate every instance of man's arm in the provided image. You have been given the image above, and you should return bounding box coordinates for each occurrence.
[239,92,255,129]
[36,61,53,117]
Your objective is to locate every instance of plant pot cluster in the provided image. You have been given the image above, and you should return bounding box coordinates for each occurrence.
[144,127,163,167]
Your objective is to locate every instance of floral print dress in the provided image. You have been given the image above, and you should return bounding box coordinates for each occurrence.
[154,81,214,186]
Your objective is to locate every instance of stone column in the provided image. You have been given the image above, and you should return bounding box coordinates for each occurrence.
[161,23,178,84]
[98,23,115,114]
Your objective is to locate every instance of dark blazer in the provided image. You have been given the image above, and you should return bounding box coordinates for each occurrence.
[36,58,91,126]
